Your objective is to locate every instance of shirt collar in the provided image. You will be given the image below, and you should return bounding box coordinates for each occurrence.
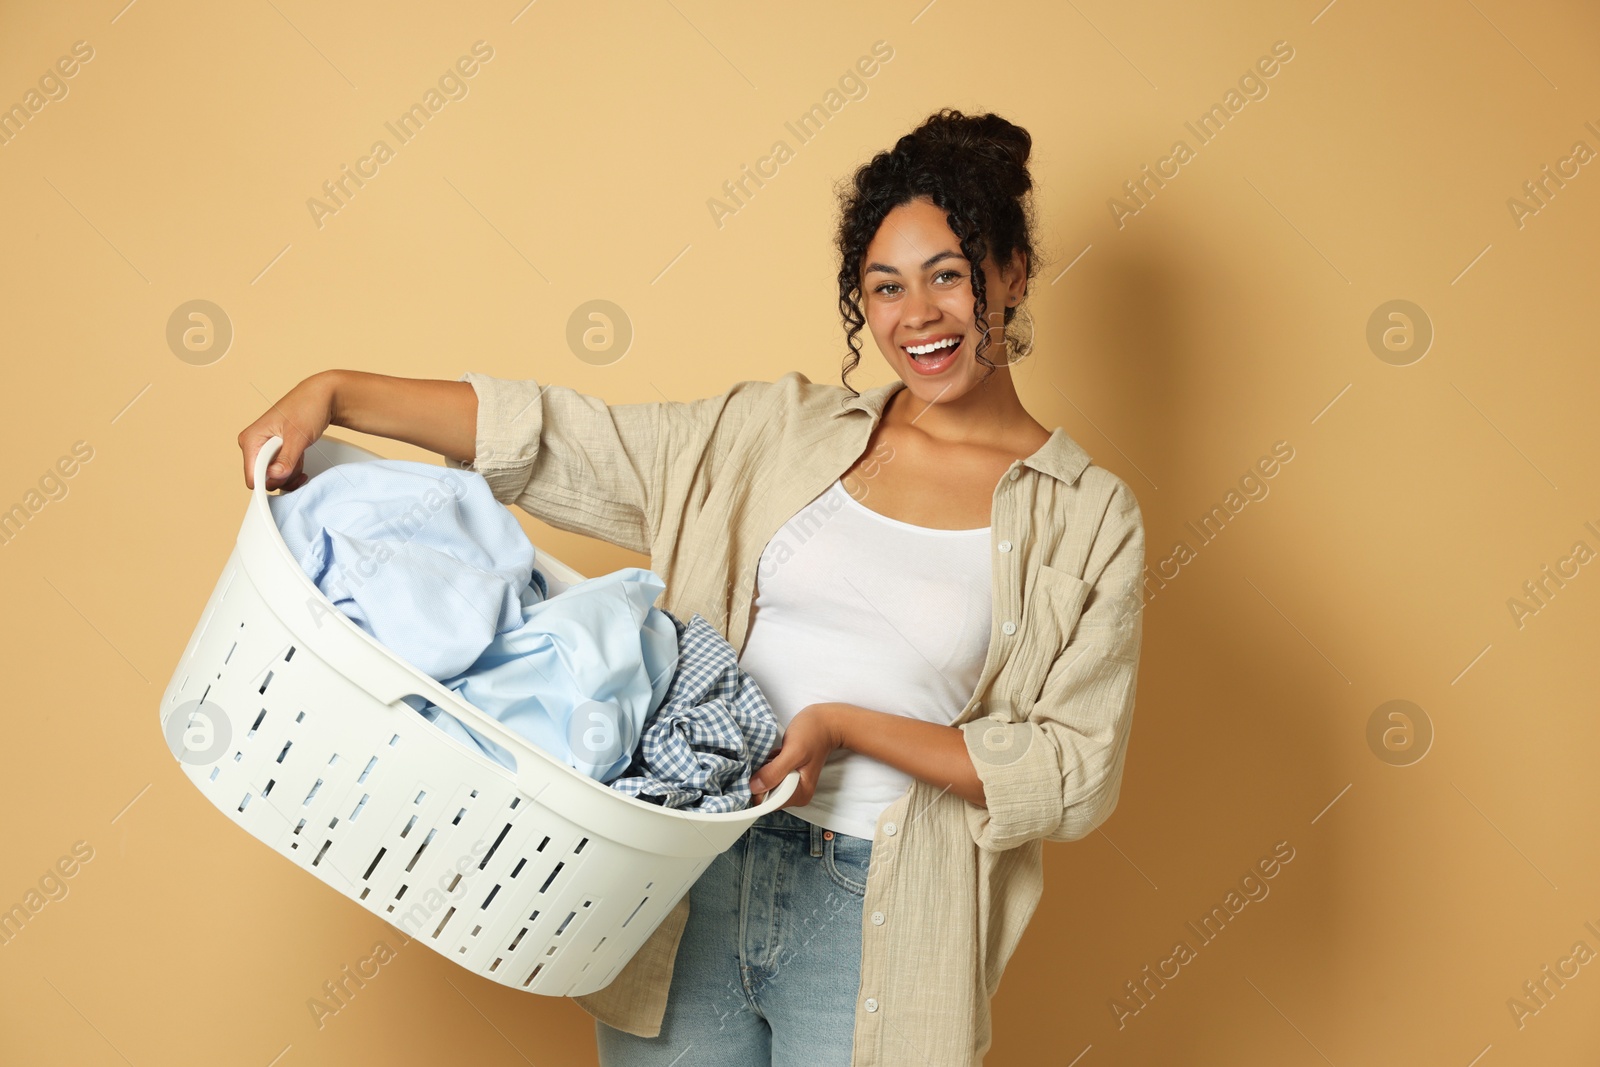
[832,379,1093,486]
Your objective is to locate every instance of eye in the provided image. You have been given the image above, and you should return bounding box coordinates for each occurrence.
[873,282,902,296]
[934,269,963,284]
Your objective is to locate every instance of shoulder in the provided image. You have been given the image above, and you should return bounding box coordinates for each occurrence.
[1079,463,1143,529]
[719,369,855,424]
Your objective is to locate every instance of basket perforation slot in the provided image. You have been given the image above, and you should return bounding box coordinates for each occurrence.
[247,709,267,737]
[293,818,306,835]
[303,778,323,806]
[489,957,502,972]
[536,836,549,853]
[223,641,237,665]
[478,823,513,869]
[400,815,417,838]
[404,828,437,873]
[509,797,520,809]
[554,911,577,936]
[446,873,462,893]
[208,767,220,782]
[394,884,407,900]
[295,711,305,723]
[388,733,399,746]
[312,839,333,866]
[431,906,456,939]
[414,789,427,805]
[451,807,467,826]
[471,924,481,936]
[507,928,528,952]
[591,936,607,954]
[275,741,292,764]
[522,963,544,988]
[622,896,649,928]
[349,794,368,821]
[482,884,501,909]
[509,859,526,879]
[237,793,251,812]
[327,753,340,766]
[262,779,275,798]
[258,670,274,695]
[284,646,295,661]
[574,837,588,854]
[362,847,387,880]
[358,757,377,783]
[538,862,564,894]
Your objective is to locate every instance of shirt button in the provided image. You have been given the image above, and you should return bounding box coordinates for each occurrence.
[998,540,1012,553]
[871,910,885,925]
[883,822,897,836]
[1009,468,1021,481]
[864,997,879,1012]
[1002,621,1017,636]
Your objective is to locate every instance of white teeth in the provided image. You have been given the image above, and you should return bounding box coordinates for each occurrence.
[906,337,959,356]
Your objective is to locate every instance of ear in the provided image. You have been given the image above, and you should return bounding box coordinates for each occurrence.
[1000,248,1028,305]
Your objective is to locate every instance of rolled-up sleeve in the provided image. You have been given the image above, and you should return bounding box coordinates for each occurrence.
[960,479,1145,851]
[447,372,763,556]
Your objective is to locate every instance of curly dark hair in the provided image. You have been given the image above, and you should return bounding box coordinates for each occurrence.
[833,109,1039,398]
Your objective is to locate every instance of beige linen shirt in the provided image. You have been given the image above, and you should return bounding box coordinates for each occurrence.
[449,368,1145,1066]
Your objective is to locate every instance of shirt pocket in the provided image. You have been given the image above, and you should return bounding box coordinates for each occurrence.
[1019,563,1093,698]
[1030,563,1094,655]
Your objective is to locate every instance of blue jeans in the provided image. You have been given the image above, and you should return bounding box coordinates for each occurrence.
[595,808,872,1066]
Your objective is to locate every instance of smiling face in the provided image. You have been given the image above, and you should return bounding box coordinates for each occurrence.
[860,196,1027,408]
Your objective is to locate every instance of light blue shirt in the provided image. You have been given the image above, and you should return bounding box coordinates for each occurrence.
[269,459,678,781]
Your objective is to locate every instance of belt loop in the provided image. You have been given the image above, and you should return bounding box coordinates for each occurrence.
[809,819,823,858]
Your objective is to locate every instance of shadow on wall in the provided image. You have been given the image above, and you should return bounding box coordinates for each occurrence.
[992,225,1342,1061]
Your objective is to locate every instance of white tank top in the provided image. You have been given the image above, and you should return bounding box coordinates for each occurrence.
[737,477,992,839]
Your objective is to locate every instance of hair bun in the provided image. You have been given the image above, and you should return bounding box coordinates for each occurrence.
[901,109,1033,199]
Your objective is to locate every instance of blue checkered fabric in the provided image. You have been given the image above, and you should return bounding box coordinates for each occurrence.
[606,610,782,813]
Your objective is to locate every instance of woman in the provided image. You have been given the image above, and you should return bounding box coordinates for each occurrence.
[239,109,1145,1067]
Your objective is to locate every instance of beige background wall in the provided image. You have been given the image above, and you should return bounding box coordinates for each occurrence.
[2,0,1597,1063]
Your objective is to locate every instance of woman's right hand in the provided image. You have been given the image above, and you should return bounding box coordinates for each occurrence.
[237,370,341,492]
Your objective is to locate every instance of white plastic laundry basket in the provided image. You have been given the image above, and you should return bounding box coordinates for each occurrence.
[158,434,798,997]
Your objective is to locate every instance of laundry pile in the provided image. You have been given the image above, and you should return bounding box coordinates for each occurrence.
[267,459,780,813]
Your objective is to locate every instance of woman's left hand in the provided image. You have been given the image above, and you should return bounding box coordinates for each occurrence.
[749,703,847,807]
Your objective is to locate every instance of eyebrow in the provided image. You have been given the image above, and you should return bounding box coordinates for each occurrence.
[863,249,966,276]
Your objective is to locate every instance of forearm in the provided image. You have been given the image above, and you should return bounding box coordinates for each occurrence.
[826,703,987,808]
[324,369,480,465]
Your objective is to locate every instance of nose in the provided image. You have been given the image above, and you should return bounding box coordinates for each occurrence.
[900,285,937,328]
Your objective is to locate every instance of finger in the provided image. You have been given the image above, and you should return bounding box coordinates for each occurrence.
[267,440,302,488]
[750,747,800,793]
[241,436,260,490]
[779,764,815,810]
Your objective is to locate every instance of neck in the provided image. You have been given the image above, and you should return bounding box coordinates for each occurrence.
[888,364,1038,447]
